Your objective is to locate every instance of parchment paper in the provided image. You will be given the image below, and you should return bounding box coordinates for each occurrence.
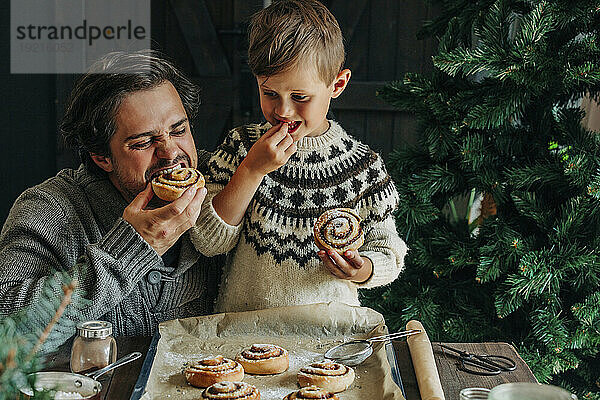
[142,302,405,400]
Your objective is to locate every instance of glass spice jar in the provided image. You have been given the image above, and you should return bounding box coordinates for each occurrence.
[70,320,117,375]
[460,387,491,400]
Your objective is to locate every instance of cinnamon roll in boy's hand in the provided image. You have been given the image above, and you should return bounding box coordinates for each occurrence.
[297,361,355,393]
[313,208,364,254]
[235,344,289,374]
[152,166,205,202]
[184,355,244,388]
[202,381,260,400]
[283,386,339,400]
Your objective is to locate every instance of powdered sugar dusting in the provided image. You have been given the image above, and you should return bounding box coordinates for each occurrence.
[149,335,337,398]
[54,392,85,400]
[288,347,322,370]
[256,384,294,400]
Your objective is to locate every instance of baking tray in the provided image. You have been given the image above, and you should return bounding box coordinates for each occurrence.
[130,331,406,400]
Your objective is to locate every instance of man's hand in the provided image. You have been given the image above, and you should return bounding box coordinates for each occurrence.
[318,249,373,283]
[240,122,297,177]
[123,183,207,256]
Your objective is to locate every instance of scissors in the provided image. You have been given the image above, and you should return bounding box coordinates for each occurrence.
[439,344,517,376]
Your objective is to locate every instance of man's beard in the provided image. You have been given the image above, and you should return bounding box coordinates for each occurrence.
[111,166,160,207]
[112,154,192,209]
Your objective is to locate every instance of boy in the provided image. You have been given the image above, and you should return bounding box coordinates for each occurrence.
[190,0,407,312]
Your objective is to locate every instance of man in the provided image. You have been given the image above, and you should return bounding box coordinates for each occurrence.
[0,50,219,337]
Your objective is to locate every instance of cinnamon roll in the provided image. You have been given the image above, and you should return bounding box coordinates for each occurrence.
[202,381,260,400]
[313,208,364,254]
[297,362,355,393]
[283,386,339,400]
[235,344,289,375]
[152,166,205,201]
[184,355,244,388]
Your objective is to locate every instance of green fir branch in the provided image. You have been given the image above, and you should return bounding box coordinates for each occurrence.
[565,61,600,86]
[513,1,555,50]
[511,191,554,231]
[507,163,569,192]
[434,46,488,77]
[463,83,528,129]
[531,308,570,352]
[411,165,465,198]
[0,270,88,399]
[494,257,563,318]
[422,125,460,160]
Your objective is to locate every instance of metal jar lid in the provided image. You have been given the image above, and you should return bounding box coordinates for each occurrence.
[76,320,113,339]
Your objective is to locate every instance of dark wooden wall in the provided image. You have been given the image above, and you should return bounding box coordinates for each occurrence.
[0,1,59,224]
[0,0,436,223]
[327,0,435,153]
[145,0,436,155]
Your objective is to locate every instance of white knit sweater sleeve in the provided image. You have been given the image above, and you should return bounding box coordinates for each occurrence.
[358,215,407,288]
[189,126,253,256]
[355,153,407,289]
[189,184,242,256]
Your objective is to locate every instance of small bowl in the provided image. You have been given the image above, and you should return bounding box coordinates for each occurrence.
[19,371,101,399]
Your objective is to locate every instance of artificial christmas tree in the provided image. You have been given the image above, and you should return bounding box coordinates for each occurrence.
[362,1,600,397]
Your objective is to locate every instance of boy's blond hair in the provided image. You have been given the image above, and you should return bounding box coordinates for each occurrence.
[248,0,345,85]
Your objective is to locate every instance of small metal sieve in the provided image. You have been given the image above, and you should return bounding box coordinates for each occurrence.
[324,329,421,366]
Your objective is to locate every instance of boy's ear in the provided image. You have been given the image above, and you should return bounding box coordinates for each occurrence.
[331,69,351,99]
[90,153,114,173]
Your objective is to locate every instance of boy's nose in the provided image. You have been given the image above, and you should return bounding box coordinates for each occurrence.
[275,99,293,119]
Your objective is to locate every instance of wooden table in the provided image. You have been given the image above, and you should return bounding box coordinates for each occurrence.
[44,337,537,399]
[394,341,537,399]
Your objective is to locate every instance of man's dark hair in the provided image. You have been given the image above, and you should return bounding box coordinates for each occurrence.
[60,50,200,173]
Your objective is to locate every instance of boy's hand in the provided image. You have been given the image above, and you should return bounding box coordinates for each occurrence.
[241,123,297,177]
[318,249,373,283]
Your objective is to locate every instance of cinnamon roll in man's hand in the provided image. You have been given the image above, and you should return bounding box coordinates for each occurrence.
[235,344,289,374]
[283,386,339,400]
[313,208,364,254]
[184,355,244,388]
[202,381,260,400]
[297,361,355,393]
[152,166,205,202]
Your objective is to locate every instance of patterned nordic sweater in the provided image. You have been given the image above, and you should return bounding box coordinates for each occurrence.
[190,121,407,312]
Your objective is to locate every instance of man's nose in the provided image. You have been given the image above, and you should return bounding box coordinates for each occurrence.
[155,136,178,159]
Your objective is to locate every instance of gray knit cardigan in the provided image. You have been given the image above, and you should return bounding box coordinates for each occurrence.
[0,158,219,337]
